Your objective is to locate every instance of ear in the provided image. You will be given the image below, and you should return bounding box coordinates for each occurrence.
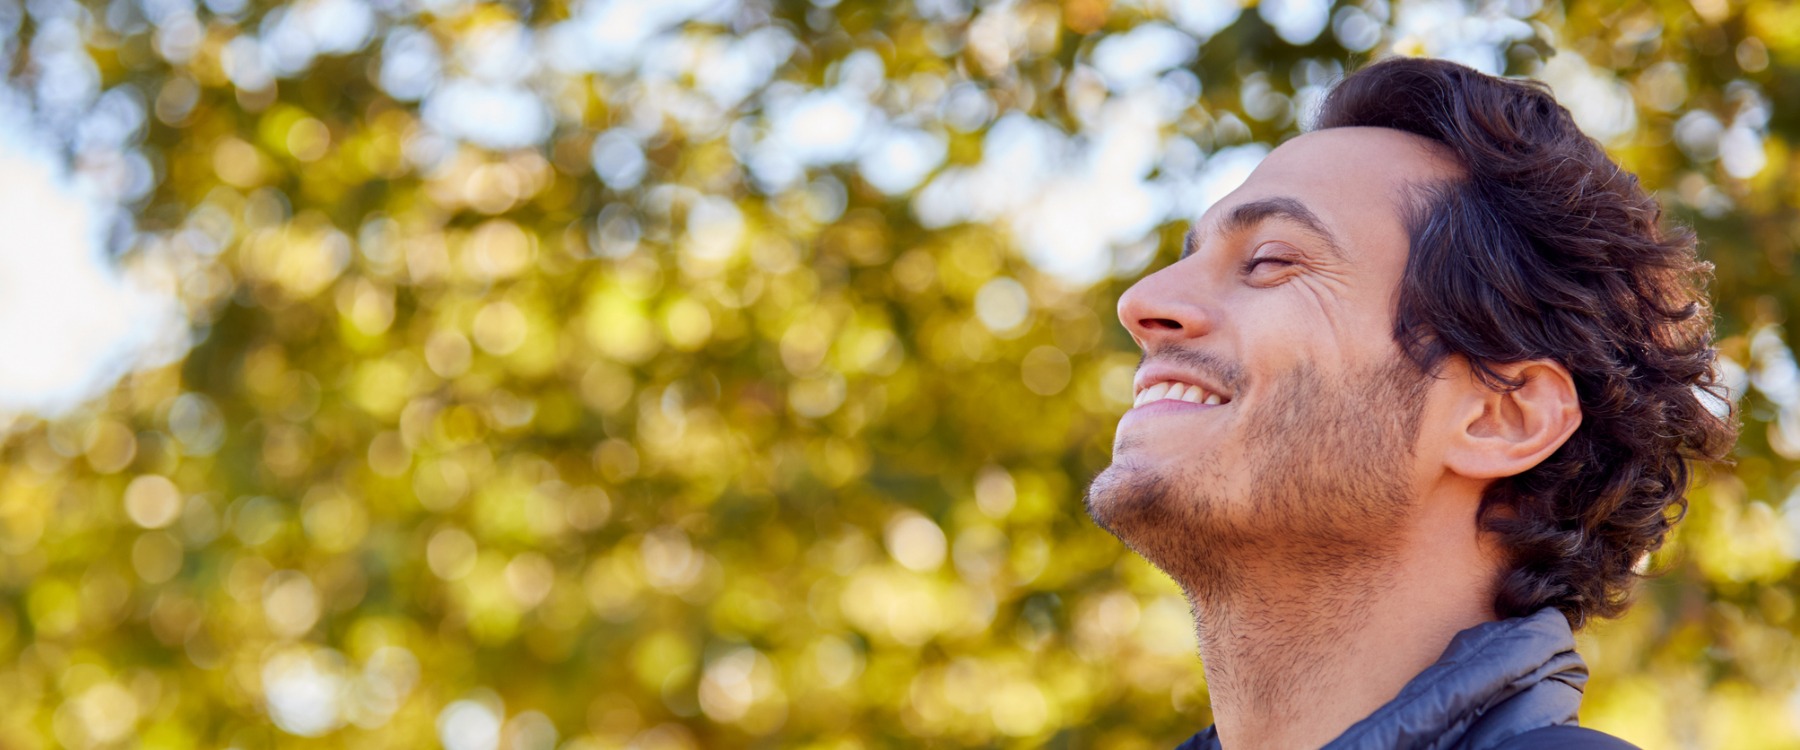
[1443,360,1583,480]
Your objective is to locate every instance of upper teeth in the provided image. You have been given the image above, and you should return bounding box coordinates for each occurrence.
[1134,381,1225,407]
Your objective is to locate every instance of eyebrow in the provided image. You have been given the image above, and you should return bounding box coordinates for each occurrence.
[1181,196,1348,261]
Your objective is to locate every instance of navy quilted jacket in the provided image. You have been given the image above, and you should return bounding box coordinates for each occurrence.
[1172,608,1636,749]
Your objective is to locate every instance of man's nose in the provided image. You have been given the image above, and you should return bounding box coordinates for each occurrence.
[1116,265,1216,350]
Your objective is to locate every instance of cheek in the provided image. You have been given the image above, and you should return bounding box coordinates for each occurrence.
[1228,288,1343,371]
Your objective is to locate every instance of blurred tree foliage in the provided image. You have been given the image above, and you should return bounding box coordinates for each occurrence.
[1,0,1799,747]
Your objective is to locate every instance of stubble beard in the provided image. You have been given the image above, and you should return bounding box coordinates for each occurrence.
[1084,356,1432,603]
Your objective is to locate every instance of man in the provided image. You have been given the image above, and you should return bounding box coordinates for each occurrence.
[1084,58,1737,749]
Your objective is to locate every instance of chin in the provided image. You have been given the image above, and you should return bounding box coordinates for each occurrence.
[1085,459,1200,544]
[1084,459,1243,592]
[1083,461,1143,534]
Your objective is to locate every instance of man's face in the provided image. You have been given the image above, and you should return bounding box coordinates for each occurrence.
[1085,127,1464,579]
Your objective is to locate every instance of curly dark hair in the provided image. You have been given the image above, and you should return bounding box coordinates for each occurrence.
[1314,58,1739,628]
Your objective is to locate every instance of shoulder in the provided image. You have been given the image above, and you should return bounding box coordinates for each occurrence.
[1490,726,1640,750]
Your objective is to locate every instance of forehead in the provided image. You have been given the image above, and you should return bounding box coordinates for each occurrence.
[1199,127,1461,255]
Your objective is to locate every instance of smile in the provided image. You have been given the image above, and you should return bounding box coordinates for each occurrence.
[1133,380,1231,407]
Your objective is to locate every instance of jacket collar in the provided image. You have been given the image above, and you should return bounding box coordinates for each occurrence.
[1177,608,1588,750]
[1324,607,1587,750]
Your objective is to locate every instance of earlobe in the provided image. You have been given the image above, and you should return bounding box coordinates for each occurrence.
[1444,361,1582,480]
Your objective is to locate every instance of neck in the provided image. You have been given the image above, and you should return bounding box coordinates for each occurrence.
[1183,495,1500,750]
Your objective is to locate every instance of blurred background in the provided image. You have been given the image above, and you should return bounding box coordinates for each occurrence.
[0,0,1796,747]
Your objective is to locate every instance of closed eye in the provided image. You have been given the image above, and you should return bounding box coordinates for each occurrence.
[1241,256,1297,274]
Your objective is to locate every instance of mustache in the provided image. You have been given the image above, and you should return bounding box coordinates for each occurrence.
[1138,347,1246,392]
